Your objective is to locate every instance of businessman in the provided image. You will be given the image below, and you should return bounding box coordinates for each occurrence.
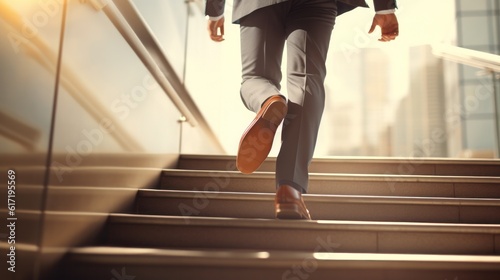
[206,0,398,220]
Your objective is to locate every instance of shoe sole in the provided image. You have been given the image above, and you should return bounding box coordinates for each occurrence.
[236,97,287,174]
[276,204,311,220]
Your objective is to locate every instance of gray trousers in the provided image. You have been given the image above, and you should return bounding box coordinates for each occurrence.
[239,0,338,193]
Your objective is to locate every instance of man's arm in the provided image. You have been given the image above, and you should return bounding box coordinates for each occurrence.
[369,0,399,42]
[205,0,225,18]
[206,0,225,42]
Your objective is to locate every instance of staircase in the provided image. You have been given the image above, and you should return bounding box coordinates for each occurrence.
[59,155,500,279]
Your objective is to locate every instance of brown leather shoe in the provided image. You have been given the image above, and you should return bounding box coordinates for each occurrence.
[275,185,311,220]
[236,95,287,174]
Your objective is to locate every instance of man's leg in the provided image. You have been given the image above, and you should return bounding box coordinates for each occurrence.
[239,4,289,113]
[276,0,337,194]
[236,4,290,173]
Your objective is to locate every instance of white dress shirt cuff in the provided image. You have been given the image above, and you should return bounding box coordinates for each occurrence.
[208,14,224,21]
[376,9,396,15]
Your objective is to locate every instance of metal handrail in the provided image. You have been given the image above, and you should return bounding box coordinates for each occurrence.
[432,44,500,73]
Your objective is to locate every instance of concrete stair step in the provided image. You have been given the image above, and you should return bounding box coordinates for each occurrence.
[3,166,162,187]
[60,246,500,280]
[161,169,500,198]
[57,155,500,279]
[105,214,500,255]
[178,155,500,176]
[135,189,500,223]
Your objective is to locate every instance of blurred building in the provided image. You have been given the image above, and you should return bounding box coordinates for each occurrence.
[325,0,500,158]
[360,48,392,156]
[392,45,447,157]
[323,48,392,157]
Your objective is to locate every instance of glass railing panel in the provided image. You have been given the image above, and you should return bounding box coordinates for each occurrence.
[435,42,500,157]
[52,0,182,160]
[464,118,496,156]
[130,0,226,154]
[0,0,64,278]
[462,78,496,115]
[132,0,188,81]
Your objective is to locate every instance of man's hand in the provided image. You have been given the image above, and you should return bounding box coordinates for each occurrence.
[208,16,225,42]
[368,14,399,42]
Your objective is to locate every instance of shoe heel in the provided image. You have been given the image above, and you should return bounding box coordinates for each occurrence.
[262,98,287,125]
[276,204,303,219]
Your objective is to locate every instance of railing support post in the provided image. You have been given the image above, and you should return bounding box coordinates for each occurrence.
[178,115,187,154]
[492,71,500,158]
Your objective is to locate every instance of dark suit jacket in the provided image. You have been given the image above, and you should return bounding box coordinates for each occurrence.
[206,0,397,23]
